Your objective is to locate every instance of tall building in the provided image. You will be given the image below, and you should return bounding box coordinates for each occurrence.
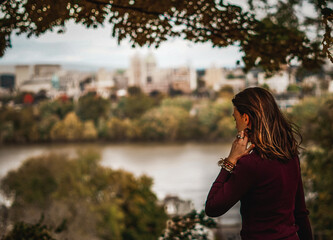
[15,65,32,89]
[143,68,170,94]
[128,52,169,94]
[203,65,223,90]
[128,53,143,87]
[144,52,157,85]
[169,67,195,94]
[189,67,197,91]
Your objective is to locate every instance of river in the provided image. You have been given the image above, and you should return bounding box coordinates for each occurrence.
[0,142,241,225]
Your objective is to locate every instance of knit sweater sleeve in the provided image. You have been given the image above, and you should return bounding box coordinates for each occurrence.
[205,155,256,217]
[294,164,313,240]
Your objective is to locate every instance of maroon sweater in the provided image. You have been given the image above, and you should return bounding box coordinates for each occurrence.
[205,152,313,240]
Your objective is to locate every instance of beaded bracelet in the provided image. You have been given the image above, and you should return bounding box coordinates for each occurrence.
[218,157,236,173]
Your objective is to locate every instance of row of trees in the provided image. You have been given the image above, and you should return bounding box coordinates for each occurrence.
[0,91,237,144]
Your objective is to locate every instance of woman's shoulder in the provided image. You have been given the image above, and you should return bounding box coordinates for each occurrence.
[231,151,262,180]
[235,151,261,171]
[238,151,261,164]
[237,151,300,172]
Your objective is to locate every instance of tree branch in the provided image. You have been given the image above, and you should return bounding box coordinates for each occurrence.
[85,0,163,17]
[84,0,251,45]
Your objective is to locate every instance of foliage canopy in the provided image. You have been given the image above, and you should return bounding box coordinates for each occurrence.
[0,0,332,73]
[0,149,168,240]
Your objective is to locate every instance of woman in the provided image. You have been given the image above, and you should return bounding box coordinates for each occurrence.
[205,87,312,240]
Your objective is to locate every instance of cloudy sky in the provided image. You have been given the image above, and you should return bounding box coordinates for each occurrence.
[0,21,243,71]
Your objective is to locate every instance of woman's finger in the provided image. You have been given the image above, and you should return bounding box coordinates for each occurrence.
[242,134,249,143]
[240,130,245,138]
[238,144,255,159]
[238,134,248,147]
[245,144,255,154]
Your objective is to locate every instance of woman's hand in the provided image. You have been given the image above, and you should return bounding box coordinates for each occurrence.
[227,130,255,165]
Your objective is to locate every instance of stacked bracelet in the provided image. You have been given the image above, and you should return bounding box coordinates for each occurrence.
[218,157,236,173]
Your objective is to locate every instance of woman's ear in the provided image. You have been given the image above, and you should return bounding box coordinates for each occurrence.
[243,113,250,127]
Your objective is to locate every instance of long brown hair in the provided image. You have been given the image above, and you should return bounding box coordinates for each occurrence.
[232,87,302,162]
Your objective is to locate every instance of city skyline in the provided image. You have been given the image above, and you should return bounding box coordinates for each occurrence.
[0,21,243,71]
